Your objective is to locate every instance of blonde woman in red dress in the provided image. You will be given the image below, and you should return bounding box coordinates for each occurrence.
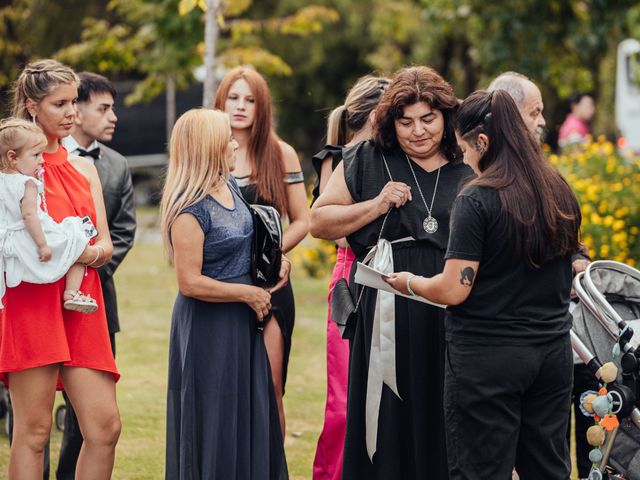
[0,59,120,480]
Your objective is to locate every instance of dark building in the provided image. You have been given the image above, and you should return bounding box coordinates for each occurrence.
[109,81,204,204]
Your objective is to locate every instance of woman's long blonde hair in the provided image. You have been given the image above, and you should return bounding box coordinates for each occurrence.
[326,75,390,145]
[160,108,232,260]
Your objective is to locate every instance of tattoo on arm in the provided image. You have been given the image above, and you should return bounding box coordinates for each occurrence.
[460,267,475,287]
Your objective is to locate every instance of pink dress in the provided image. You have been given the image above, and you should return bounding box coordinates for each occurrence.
[313,246,355,480]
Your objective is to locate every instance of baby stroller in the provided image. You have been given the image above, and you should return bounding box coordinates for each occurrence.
[571,260,640,480]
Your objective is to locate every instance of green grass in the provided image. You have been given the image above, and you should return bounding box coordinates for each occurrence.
[0,239,582,479]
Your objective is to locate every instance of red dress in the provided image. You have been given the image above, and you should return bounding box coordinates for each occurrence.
[0,145,119,387]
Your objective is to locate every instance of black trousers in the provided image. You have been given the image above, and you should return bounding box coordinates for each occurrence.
[444,334,573,480]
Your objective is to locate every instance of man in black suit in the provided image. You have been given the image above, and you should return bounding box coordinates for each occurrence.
[56,71,136,479]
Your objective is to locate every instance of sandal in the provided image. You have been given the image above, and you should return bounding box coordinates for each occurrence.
[63,290,98,314]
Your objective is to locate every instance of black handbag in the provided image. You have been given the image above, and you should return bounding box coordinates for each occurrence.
[330,277,360,339]
[231,182,283,288]
[249,203,283,287]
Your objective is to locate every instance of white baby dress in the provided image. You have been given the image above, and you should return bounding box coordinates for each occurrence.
[0,172,89,306]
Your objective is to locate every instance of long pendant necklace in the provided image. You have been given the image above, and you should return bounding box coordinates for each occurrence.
[404,154,441,234]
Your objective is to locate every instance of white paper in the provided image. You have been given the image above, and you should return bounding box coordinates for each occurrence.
[354,262,446,308]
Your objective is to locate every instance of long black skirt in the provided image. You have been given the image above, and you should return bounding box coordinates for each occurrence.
[343,243,448,479]
[165,275,288,480]
[269,280,295,391]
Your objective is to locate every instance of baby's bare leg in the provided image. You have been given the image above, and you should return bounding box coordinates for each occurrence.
[64,263,86,300]
[63,263,99,313]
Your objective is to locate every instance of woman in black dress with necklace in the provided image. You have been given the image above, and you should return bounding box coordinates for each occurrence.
[311,66,472,479]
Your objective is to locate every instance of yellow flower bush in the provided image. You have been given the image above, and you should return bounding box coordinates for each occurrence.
[290,237,337,278]
[549,137,640,267]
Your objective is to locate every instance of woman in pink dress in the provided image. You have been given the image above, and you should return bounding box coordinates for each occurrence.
[310,75,389,480]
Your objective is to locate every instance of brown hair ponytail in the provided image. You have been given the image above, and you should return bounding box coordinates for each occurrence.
[456,90,581,267]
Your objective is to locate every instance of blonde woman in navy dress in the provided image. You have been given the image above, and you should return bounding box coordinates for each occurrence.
[161,109,290,479]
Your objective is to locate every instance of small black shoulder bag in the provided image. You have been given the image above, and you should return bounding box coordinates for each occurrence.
[231,183,283,288]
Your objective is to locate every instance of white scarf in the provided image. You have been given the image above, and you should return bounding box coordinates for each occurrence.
[363,238,403,460]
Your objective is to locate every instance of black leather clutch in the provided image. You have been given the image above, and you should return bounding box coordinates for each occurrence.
[330,278,358,339]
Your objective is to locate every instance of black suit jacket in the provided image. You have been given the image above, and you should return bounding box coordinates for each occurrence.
[94,143,136,334]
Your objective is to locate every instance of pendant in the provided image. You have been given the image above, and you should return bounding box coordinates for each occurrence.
[423,216,438,234]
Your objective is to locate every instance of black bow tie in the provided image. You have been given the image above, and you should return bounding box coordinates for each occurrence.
[78,147,100,160]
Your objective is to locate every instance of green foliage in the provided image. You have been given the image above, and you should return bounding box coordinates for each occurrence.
[55,19,141,77]
[50,0,204,105]
[214,3,339,78]
[320,0,638,143]
[49,0,338,105]
[0,0,638,161]
[290,238,337,278]
[0,3,29,89]
[266,5,339,36]
[220,47,293,76]
[178,0,208,16]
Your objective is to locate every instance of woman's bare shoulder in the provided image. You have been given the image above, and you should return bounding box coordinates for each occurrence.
[67,154,99,181]
[278,140,301,171]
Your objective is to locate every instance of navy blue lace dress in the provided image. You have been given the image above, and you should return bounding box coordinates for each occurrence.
[165,181,288,480]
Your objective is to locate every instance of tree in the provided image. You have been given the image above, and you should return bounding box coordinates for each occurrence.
[0,0,107,115]
[55,0,203,140]
[54,0,337,142]
[178,0,338,107]
[333,0,638,141]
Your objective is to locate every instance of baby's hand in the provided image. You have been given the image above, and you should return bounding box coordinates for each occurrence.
[38,245,52,262]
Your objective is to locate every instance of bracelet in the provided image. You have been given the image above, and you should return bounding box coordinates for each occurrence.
[406,274,418,296]
[87,245,105,267]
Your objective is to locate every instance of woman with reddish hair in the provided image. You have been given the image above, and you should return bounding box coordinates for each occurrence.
[312,66,472,479]
[215,67,309,437]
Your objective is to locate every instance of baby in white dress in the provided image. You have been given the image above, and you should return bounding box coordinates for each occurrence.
[0,118,99,313]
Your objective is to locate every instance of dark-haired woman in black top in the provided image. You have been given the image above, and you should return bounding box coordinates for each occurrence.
[386,90,581,480]
[312,66,472,479]
[214,67,309,439]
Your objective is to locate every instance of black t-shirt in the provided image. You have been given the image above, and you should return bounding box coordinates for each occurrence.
[445,185,573,345]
